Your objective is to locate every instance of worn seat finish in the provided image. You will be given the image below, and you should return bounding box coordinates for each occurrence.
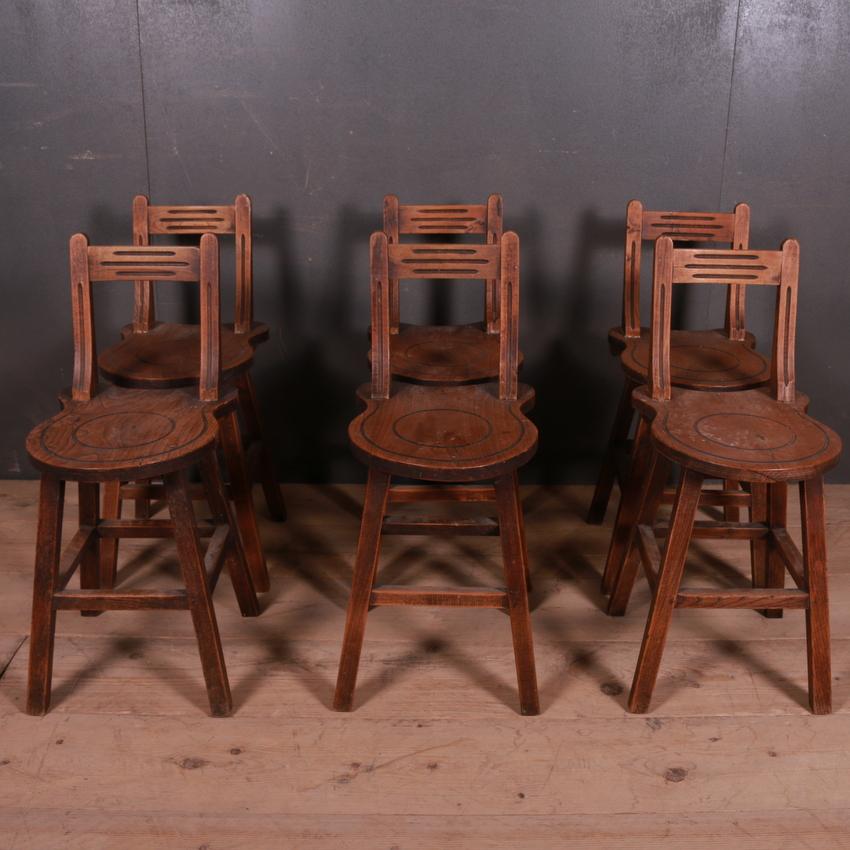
[27,386,219,481]
[99,323,255,388]
[350,381,537,481]
[620,328,769,390]
[385,322,507,384]
[633,386,839,482]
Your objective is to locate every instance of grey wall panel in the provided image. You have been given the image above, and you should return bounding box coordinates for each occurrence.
[3,1,846,483]
[720,0,850,479]
[0,0,148,475]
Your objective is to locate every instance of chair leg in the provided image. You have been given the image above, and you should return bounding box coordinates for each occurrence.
[761,483,787,619]
[199,451,260,618]
[27,475,65,716]
[78,482,101,617]
[98,480,121,590]
[236,372,287,522]
[748,483,771,616]
[607,447,671,616]
[165,468,232,717]
[218,407,270,593]
[587,378,635,525]
[333,468,391,712]
[512,470,532,593]
[628,467,703,714]
[601,417,652,595]
[723,480,742,522]
[495,474,539,715]
[800,476,831,714]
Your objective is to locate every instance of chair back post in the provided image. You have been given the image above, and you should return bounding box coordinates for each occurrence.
[485,193,504,334]
[772,238,800,404]
[724,201,751,341]
[69,234,97,402]
[499,232,520,401]
[131,194,154,332]
[383,194,401,333]
[233,193,253,335]
[649,236,674,401]
[370,231,391,399]
[198,232,222,402]
[622,199,644,339]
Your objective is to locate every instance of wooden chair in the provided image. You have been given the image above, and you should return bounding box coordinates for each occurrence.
[25,234,261,716]
[334,231,540,715]
[98,194,286,533]
[380,194,516,383]
[588,201,767,528]
[605,237,840,714]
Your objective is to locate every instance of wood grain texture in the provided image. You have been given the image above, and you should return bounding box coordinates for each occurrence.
[5,482,850,847]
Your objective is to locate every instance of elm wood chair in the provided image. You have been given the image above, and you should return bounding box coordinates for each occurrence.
[381,193,510,384]
[25,234,261,717]
[377,194,535,520]
[606,237,840,714]
[98,194,285,537]
[588,200,768,529]
[334,231,540,715]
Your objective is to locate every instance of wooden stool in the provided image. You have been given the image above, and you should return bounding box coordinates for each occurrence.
[334,231,539,715]
[606,237,840,714]
[98,195,285,547]
[588,200,767,528]
[25,234,261,716]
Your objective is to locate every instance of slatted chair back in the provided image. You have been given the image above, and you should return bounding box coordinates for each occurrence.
[131,194,252,335]
[650,237,800,403]
[69,233,221,403]
[383,194,503,333]
[623,200,751,343]
[369,232,520,401]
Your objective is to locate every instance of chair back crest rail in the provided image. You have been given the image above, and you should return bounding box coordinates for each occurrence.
[131,194,252,334]
[369,232,520,400]
[650,236,800,403]
[383,194,503,332]
[70,233,222,403]
[623,199,751,342]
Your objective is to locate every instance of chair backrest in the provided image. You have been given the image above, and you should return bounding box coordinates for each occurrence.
[383,194,503,333]
[69,233,221,403]
[650,236,800,403]
[623,199,751,342]
[131,194,252,335]
[369,231,520,401]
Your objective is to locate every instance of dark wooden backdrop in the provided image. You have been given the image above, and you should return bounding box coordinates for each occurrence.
[2,0,849,482]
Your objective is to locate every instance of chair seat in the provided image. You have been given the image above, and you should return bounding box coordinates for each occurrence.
[99,322,255,388]
[26,386,219,481]
[370,323,524,383]
[633,386,841,482]
[349,382,537,481]
[615,327,767,390]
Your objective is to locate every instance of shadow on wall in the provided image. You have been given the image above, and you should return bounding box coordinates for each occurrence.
[527,208,624,485]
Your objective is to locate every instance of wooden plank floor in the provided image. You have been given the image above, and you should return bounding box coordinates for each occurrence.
[1,480,850,849]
